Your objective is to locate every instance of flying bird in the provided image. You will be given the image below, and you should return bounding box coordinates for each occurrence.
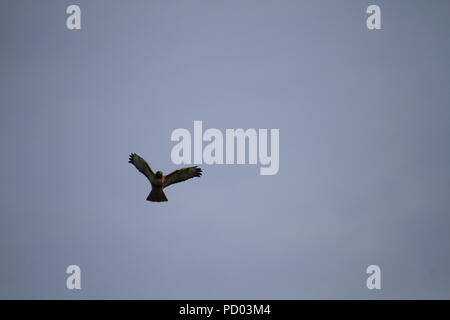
[128,153,202,202]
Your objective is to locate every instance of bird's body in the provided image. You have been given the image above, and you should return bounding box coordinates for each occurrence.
[151,171,164,188]
[152,177,164,188]
[148,171,166,202]
[128,153,202,202]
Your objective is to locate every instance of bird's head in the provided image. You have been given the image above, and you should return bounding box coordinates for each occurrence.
[155,171,163,179]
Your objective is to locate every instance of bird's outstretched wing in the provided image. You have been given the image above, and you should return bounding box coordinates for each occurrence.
[128,153,155,184]
[164,166,202,188]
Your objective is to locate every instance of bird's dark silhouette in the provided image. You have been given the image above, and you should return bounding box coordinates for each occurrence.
[128,153,202,202]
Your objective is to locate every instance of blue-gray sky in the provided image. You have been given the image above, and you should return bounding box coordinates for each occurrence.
[1,0,449,299]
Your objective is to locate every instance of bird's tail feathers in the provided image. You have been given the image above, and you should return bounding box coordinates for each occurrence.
[147,189,168,202]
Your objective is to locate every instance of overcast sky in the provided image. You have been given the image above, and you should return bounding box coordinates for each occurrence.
[1,0,449,299]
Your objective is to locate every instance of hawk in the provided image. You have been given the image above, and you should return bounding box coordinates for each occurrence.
[128,153,202,202]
